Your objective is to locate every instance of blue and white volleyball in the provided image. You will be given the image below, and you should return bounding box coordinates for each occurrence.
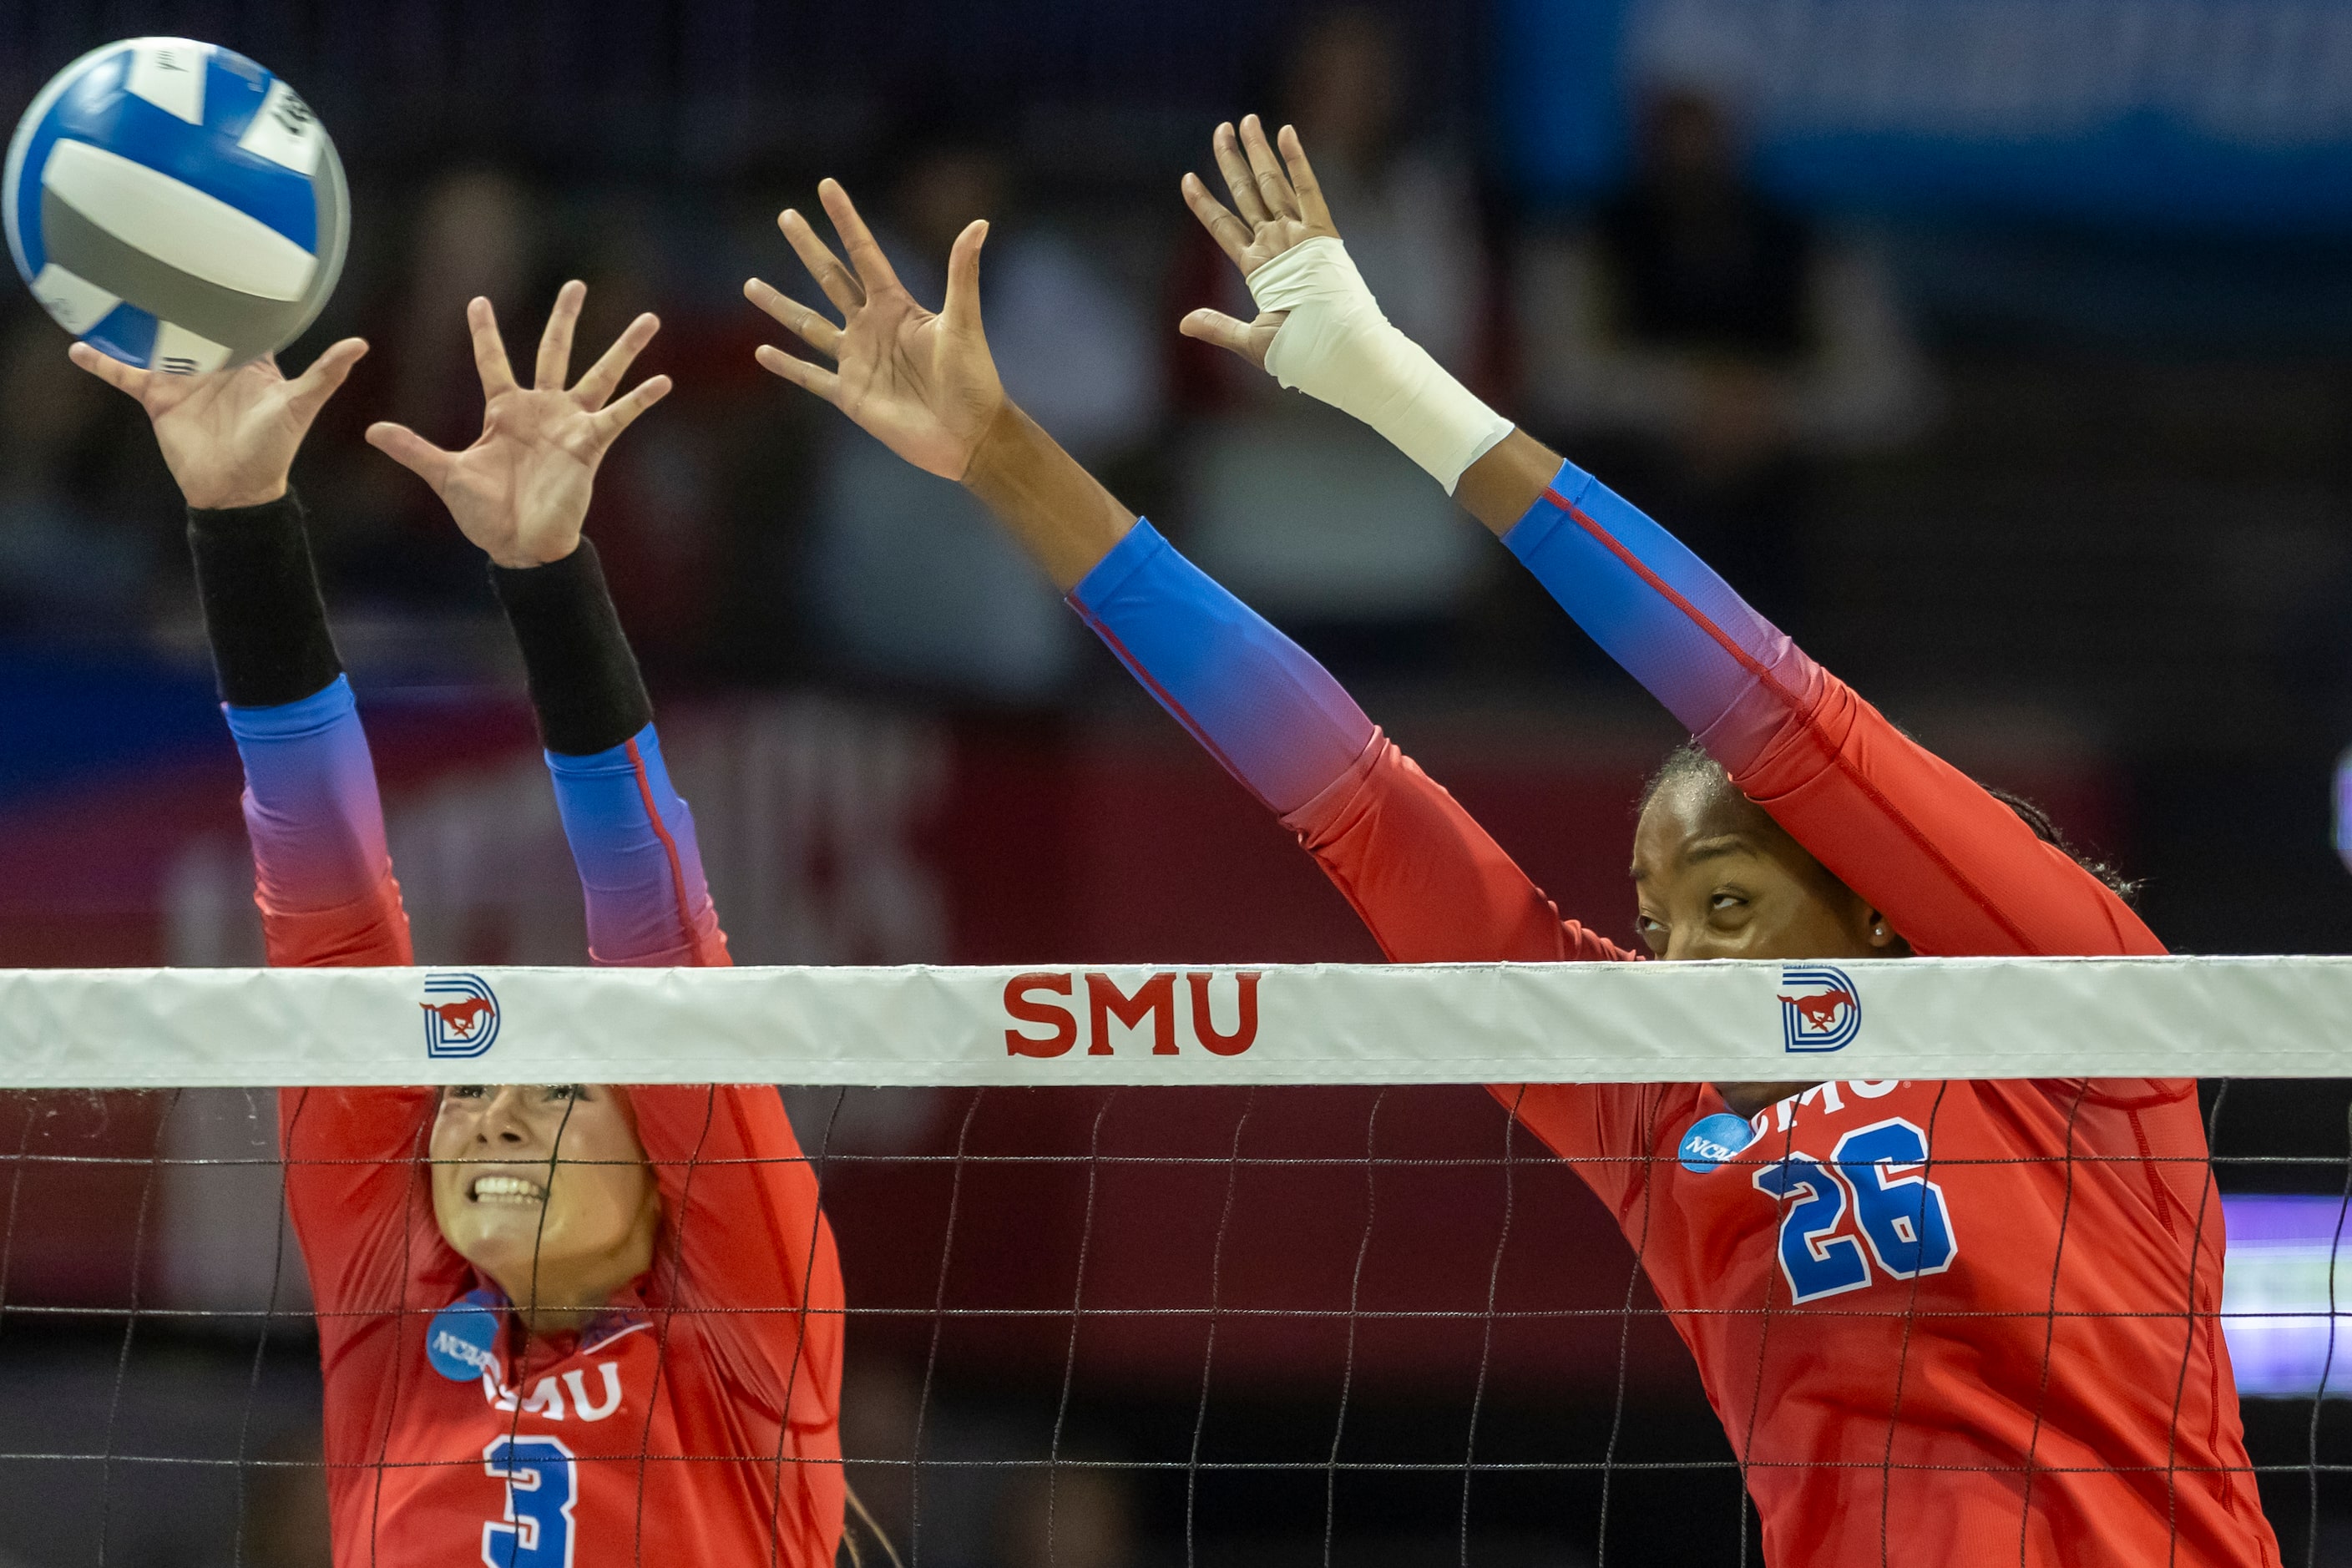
[3,38,347,373]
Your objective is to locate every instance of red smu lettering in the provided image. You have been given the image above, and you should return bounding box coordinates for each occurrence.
[1086,972,1176,1055]
[1004,973,1077,1057]
[1186,972,1260,1056]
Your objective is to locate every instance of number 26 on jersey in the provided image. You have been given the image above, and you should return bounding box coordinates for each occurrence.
[1752,1117,1958,1304]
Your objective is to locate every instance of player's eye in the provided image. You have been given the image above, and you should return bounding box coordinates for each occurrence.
[448,1085,487,1100]
[1634,913,1667,953]
[543,1084,585,1102]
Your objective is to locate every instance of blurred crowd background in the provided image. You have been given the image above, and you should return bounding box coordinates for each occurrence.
[5,0,2352,1564]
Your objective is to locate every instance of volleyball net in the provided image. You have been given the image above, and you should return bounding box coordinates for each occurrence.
[4,958,2352,1565]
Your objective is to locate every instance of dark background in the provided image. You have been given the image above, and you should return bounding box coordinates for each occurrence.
[3,1,2352,1564]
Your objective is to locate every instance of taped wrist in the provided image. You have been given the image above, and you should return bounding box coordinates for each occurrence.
[1246,236,1514,493]
[186,491,344,708]
[489,541,654,756]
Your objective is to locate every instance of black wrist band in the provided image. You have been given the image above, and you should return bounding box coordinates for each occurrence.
[488,541,654,756]
[185,491,345,708]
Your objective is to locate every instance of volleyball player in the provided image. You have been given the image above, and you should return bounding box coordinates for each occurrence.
[745,162,2278,1565]
[73,286,845,1568]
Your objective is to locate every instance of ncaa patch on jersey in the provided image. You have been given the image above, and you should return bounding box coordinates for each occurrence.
[427,1287,503,1383]
[1678,1111,1758,1174]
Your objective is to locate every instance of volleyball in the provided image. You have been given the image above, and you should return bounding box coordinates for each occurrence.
[3,38,346,374]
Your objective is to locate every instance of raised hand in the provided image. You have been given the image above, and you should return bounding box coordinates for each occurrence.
[1177,115,1341,371]
[365,281,671,569]
[69,338,369,509]
[745,178,1003,481]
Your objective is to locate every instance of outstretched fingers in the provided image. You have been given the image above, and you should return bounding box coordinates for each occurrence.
[817,179,906,300]
[744,277,842,360]
[66,341,148,397]
[1277,124,1333,231]
[1181,173,1257,271]
[286,336,370,417]
[753,343,841,406]
[778,209,863,316]
[364,421,458,492]
[588,373,672,443]
[1237,115,1300,223]
[467,297,519,399]
[572,312,660,411]
[535,281,586,391]
[1211,121,1270,229]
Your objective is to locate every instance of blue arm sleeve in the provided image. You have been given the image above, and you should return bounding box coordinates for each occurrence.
[1068,520,1376,817]
[544,721,728,967]
[1501,459,1823,773]
[224,674,394,917]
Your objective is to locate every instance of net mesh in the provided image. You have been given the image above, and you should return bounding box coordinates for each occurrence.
[2,1053,2349,1565]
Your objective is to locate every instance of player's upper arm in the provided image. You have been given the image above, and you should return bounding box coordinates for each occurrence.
[1728,674,2160,957]
[276,1086,452,1326]
[1501,1080,1683,1221]
[630,1084,843,1428]
[1281,732,1638,964]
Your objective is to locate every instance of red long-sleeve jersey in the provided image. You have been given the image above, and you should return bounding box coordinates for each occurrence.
[1070,481,2279,1566]
[1287,735,2266,1565]
[233,681,843,1568]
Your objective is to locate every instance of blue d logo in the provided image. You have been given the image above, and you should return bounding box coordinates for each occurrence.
[420,973,500,1059]
[1778,964,1861,1053]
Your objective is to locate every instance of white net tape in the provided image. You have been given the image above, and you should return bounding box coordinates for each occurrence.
[1,954,2347,1086]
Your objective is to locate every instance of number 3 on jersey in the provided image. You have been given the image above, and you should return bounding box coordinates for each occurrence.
[483,1436,577,1568]
[1752,1117,1957,1303]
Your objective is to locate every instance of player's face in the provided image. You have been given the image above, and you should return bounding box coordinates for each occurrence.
[1631,772,1894,964]
[428,1085,660,1314]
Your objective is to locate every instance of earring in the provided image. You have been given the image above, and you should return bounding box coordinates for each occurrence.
[1872,924,1887,939]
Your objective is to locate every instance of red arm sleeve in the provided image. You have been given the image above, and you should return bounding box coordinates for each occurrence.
[1279,730,1638,965]
[631,1084,845,1557]
[1280,732,1667,1212]
[1728,674,2162,957]
[278,1087,458,1373]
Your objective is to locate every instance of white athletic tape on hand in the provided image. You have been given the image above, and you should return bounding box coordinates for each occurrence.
[1246,236,1513,493]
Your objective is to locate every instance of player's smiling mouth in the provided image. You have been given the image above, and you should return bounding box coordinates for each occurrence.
[470,1174,547,1206]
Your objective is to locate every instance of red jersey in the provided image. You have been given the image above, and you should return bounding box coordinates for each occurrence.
[227,682,843,1568]
[281,1080,842,1568]
[1070,508,2280,1567]
[1281,717,2272,1566]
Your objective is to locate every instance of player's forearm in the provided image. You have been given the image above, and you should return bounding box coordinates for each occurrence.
[188,492,342,707]
[1069,522,1374,817]
[1268,316,1815,775]
[492,546,727,967]
[190,492,406,957]
[960,400,1136,592]
[490,542,653,756]
[1454,429,1565,536]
